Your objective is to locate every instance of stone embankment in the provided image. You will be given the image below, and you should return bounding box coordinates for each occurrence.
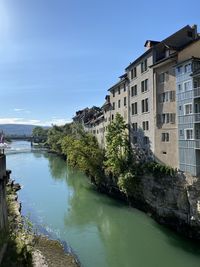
[0,155,80,267]
[3,180,80,267]
[97,171,200,240]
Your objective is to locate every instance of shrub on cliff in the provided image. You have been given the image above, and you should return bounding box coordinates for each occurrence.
[117,171,136,196]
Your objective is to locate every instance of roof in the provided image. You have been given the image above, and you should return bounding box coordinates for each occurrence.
[144,40,160,47]
[108,76,128,92]
[125,48,153,71]
[125,25,197,71]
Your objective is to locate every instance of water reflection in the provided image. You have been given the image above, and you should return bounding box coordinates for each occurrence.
[7,147,200,267]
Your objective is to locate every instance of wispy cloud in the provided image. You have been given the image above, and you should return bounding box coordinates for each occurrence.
[14,108,24,112]
[0,117,71,126]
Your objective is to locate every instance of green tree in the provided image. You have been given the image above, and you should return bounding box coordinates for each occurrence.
[105,113,133,179]
[32,126,48,143]
[61,131,105,184]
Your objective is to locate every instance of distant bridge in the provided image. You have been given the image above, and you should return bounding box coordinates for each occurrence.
[7,135,33,141]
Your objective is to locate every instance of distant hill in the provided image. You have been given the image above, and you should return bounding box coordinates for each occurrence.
[0,124,49,137]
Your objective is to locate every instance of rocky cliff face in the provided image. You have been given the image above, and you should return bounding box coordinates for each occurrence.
[98,171,200,240]
[128,172,200,239]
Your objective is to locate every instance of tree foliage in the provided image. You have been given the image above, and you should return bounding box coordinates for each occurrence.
[105,113,133,178]
[32,126,48,143]
[61,131,105,184]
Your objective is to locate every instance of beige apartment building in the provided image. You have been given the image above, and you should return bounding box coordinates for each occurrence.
[73,24,200,174]
[126,45,156,158]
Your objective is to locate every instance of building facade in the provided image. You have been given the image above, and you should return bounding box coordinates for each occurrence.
[73,24,200,176]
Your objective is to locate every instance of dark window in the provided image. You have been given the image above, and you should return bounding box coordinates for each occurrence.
[131,102,137,115]
[142,98,149,113]
[131,85,137,97]
[124,97,126,106]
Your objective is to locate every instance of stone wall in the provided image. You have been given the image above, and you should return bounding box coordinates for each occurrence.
[0,154,8,232]
[129,172,200,239]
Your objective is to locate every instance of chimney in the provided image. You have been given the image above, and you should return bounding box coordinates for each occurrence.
[191,24,198,39]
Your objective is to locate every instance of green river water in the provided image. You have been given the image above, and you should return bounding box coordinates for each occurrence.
[6,141,200,267]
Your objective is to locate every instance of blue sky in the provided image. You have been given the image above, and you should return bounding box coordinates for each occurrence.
[0,0,200,125]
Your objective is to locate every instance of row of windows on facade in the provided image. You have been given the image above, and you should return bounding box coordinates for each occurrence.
[112,97,127,110]
[158,91,176,103]
[132,121,149,132]
[130,59,148,80]
[112,84,126,97]
[130,79,149,97]
[176,62,200,77]
[157,113,176,124]
[179,103,200,115]
[131,98,149,115]
[176,63,192,75]
[179,128,200,140]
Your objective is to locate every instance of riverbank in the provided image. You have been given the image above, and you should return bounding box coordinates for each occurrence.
[94,170,200,240]
[2,179,80,267]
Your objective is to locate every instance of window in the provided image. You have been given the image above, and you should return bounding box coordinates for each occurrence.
[141,59,147,73]
[113,90,115,97]
[123,84,126,92]
[180,130,183,136]
[159,72,168,83]
[131,67,137,79]
[161,133,169,142]
[118,100,121,108]
[159,113,176,124]
[118,86,120,94]
[184,81,192,91]
[185,64,191,73]
[132,123,137,131]
[124,97,126,106]
[133,67,137,78]
[112,102,115,110]
[185,129,193,140]
[141,98,149,113]
[178,84,182,91]
[184,104,192,115]
[131,85,137,97]
[131,102,137,115]
[177,66,182,75]
[131,69,133,79]
[159,91,175,102]
[112,114,114,121]
[141,79,148,93]
[142,121,149,131]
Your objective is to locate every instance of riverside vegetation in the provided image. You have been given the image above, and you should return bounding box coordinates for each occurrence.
[33,114,200,240]
[34,114,175,204]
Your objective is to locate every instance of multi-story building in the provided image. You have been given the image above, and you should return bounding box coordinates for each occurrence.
[73,24,200,176]
[176,38,200,175]
[126,42,156,157]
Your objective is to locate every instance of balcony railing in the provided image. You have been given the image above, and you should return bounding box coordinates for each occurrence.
[177,87,200,101]
[194,87,200,98]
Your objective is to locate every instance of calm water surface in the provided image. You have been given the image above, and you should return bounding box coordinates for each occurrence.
[6,141,200,267]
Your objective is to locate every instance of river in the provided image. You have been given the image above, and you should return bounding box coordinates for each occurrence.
[6,141,200,267]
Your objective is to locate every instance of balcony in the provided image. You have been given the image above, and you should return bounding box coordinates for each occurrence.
[177,87,200,101]
[194,87,200,98]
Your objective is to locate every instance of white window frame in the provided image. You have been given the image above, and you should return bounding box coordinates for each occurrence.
[184,103,193,115]
[183,80,192,91]
[185,128,194,140]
